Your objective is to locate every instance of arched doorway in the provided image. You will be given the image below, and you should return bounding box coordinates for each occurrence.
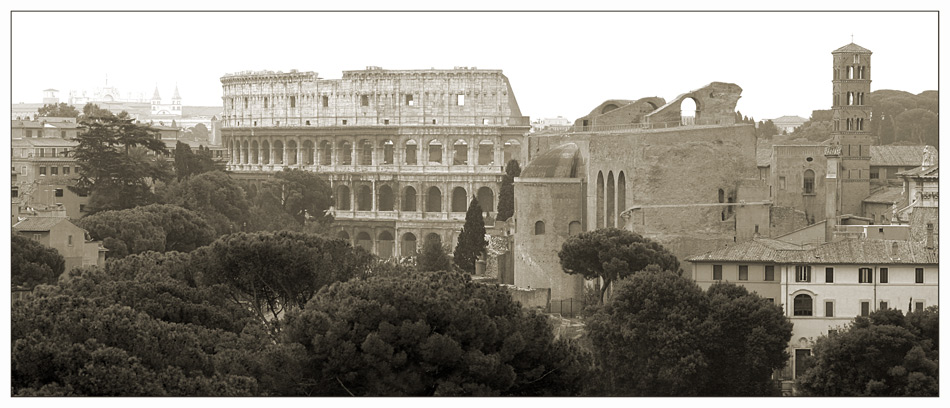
[378,231,394,259]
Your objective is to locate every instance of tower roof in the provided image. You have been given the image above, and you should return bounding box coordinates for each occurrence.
[172,84,181,100]
[152,86,161,100]
[833,42,872,54]
[520,143,582,178]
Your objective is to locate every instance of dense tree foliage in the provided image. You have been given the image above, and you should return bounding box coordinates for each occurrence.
[417,234,452,272]
[755,119,780,139]
[81,103,115,119]
[586,269,791,396]
[797,307,939,396]
[11,252,305,396]
[558,228,680,303]
[11,234,66,289]
[173,141,219,181]
[453,196,486,273]
[496,160,521,221]
[283,271,591,396]
[247,169,334,232]
[78,204,215,259]
[73,112,171,212]
[159,171,251,236]
[196,231,373,334]
[37,102,80,118]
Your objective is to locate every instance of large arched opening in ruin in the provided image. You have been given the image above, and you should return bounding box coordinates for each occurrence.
[680,97,699,125]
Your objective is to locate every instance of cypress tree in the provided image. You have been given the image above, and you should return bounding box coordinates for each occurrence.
[417,234,452,272]
[453,196,487,273]
[496,160,521,221]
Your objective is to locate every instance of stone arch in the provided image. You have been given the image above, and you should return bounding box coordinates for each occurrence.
[451,187,468,212]
[503,139,521,165]
[377,231,395,259]
[680,97,699,125]
[426,186,442,213]
[793,293,814,316]
[477,186,494,214]
[569,221,582,235]
[359,139,373,165]
[302,140,314,165]
[336,185,351,210]
[337,230,350,241]
[261,140,270,165]
[357,185,372,211]
[273,140,284,164]
[453,139,468,165]
[250,140,259,164]
[319,140,331,165]
[381,139,395,165]
[401,232,418,257]
[402,186,417,211]
[242,140,249,164]
[596,171,605,229]
[355,231,373,252]
[378,184,394,211]
[338,140,352,165]
[405,139,418,165]
[428,139,443,163]
[606,171,615,227]
[617,171,626,224]
[601,103,620,114]
[287,139,298,165]
[426,232,442,246]
[478,140,494,165]
[535,220,545,235]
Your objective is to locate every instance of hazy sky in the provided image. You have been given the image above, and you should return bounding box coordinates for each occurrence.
[10,11,939,122]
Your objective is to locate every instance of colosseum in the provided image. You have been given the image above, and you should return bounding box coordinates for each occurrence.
[220,67,530,258]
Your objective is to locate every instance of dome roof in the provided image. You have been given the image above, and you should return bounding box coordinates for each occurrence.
[520,143,583,178]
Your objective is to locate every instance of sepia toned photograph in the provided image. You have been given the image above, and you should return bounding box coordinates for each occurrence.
[7,7,941,398]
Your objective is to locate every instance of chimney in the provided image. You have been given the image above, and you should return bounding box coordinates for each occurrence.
[890,241,900,258]
[926,223,934,249]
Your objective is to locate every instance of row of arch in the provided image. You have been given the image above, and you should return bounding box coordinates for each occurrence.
[335,184,495,214]
[595,170,627,229]
[336,230,443,259]
[833,91,866,106]
[833,118,866,131]
[227,137,522,167]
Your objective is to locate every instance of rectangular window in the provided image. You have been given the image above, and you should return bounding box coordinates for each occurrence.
[38,148,45,158]
[712,265,723,280]
[738,265,748,281]
[825,301,834,317]
[322,96,329,107]
[80,204,87,212]
[795,265,811,282]
[879,268,888,283]
[26,130,32,137]
[290,96,296,108]
[50,167,58,176]
[342,120,347,125]
[828,329,837,336]
[63,166,70,175]
[870,169,879,179]
[406,94,414,106]
[12,188,18,198]
[55,188,63,197]
[384,119,390,125]
[861,301,870,317]
[33,233,41,241]
[879,301,888,310]
[915,268,924,283]
[360,95,369,106]
[39,166,46,176]
[456,94,465,106]
[859,267,872,283]
[67,235,73,246]
[765,298,774,305]
[825,267,834,283]
[915,302,924,312]
[779,176,786,190]
[244,97,248,108]
[765,265,775,281]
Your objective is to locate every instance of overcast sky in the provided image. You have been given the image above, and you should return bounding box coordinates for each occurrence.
[10,11,939,122]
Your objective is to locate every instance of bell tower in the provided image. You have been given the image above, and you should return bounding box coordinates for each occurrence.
[829,42,872,217]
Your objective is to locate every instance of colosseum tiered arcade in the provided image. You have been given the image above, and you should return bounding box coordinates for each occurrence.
[220,67,529,258]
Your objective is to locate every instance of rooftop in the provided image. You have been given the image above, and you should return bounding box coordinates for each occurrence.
[688,238,936,265]
[870,145,935,167]
[863,187,904,204]
[833,42,872,54]
[13,216,67,232]
[520,143,582,179]
[897,164,938,179]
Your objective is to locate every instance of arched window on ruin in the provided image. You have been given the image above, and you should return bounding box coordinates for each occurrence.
[303,140,314,165]
[848,66,854,79]
[337,230,350,242]
[359,139,373,165]
[336,185,351,210]
[273,140,284,164]
[596,171,605,229]
[405,140,418,165]
[453,139,468,165]
[381,140,394,165]
[680,97,698,126]
[287,140,297,165]
[601,104,619,114]
[606,171,616,227]
[858,66,865,79]
[478,140,494,165]
[355,231,372,253]
[426,186,442,213]
[377,231,394,259]
[569,221,582,236]
[339,140,352,165]
[451,187,468,212]
[847,92,853,106]
[319,140,331,165]
[251,140,259,164]
[803,170,816,195]
[242,141,249,164]
[617,171,627,223]
[428,140,443,163]
[401,233,418,257]
[535,221,545,235]
[503,140,521,165]
[402,186,417,211]
[261,141,271,165]
[378,185,394,211]
[426,233,442,248]
[477,186,494,215]
[357,185,372,211]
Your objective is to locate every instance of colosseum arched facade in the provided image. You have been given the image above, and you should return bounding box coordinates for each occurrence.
[220,67,529,257]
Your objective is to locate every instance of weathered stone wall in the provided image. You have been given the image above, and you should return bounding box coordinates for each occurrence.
[574,97,666,128]
[736,178,771,241]
[504,285,551,310]
[771,145,828,223]
[645,82,742,126]
[770,206,811,238]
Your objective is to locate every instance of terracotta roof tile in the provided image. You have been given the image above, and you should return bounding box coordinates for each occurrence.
[870,145,934,167]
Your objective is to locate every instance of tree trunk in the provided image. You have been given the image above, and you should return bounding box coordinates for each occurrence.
[600,279,611,304]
